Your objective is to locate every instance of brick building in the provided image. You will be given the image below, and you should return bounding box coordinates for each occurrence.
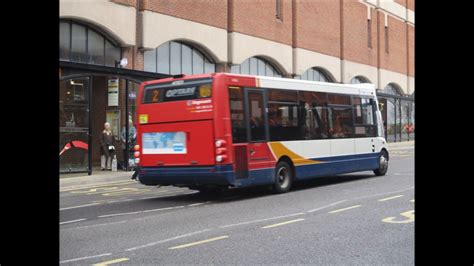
[59,0,414,174]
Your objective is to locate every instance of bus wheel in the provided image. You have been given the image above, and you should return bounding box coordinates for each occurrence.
[374,150,389,176]
[273,161,292,193]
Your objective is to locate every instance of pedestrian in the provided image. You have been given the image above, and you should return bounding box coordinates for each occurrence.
[120,118,137,170]
[100,122,116,171]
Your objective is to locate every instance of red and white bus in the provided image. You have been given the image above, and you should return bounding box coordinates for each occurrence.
[133,73,389,193]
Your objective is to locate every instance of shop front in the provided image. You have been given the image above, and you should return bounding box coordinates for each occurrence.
[60,63,168,174]
[59,20,168,174]
[377,84,415,142]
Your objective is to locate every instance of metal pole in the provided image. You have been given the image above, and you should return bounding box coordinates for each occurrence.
[407,101,410,141]
[398,98,402,142]
[125,79,129,171]
[88,76,92,175]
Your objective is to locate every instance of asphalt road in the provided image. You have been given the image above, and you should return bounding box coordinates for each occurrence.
[60,145,414,265]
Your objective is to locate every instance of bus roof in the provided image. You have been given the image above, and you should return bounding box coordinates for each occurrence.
[254,75,376,97]
[141,73,377,97]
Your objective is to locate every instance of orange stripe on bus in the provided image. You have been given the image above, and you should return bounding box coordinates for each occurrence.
[268,142,322,166]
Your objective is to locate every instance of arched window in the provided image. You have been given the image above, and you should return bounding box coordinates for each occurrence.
[350,76,370,84]
[383,83,403,95]
[295,67,334,82]
[60,20,121,67]
[230,57,282,78]
[144,41,215,75]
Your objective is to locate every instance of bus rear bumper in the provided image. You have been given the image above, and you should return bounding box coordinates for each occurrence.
[136,165,235,187]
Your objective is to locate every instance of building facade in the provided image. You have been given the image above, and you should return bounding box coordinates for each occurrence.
[59,0,414,174]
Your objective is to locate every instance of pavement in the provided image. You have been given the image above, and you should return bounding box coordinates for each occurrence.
[59,141,414,264]
[60,171,135,191]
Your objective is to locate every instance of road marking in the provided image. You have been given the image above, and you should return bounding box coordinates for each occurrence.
[168,235,229,250]
[410,199,414,202]
[70,187,122,195]
[70,187,151,196]
[59,253,112,264]
[61,220,127,231]
[98,206,185,218]
[98,211,142,218]
[139,196,158,200]
[378,195,404,202]
[329,205,362,214]
[60,181,134,192]
[143,206,185,213]
[102,188,151,196]
[60,218,86,225]
[219,212,305,228]
[382,210,414,223]
[307,200,347,213]
[92,258,129,266]
[350,187,414,201]
[92,198,128,204]
[261,218,305,229]
[188,201,212,207]
[125,229,211,251]
[60,203,100,211]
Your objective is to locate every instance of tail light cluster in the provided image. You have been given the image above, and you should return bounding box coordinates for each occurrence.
[215,139,228,163]
[134,145,140,164]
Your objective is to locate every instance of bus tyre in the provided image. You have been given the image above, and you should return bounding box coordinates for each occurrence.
[374,150,389,176]
[273,161,293,193]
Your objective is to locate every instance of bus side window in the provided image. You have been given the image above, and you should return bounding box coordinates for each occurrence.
[353,97,377,137]
[328,106,353,138]
[298,91,329,140]
[229,87,247,143]
[248,92,266,141]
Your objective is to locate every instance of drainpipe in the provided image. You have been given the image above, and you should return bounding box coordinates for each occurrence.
[340,0,344,83]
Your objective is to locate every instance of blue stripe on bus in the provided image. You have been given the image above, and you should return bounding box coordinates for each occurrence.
[137,153,380,187]
[295,152,380,180]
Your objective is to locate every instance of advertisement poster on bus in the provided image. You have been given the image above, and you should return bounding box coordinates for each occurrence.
[142,132,187,154]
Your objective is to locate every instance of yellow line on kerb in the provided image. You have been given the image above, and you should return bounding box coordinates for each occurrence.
[378,195,404,202]
[92,258,129,266]
[329,205,362,214]
[168,236,229,250]
[261,218,305,229]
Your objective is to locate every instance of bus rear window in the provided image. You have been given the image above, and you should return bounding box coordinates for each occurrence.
[142,79,212,104]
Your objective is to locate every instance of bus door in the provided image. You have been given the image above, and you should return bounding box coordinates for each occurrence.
[244,89,273,177]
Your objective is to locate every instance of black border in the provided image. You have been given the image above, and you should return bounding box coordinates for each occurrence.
[3,0,59,264]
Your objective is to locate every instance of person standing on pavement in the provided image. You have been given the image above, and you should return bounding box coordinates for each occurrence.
[120,118,137,170]
[100,122,116,171]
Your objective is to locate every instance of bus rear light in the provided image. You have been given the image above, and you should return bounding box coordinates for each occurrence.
[215,155,227,162]
[134,145,140,151]
[216,148,227,155]
[134,151,140,158]
[215,139,227,148]
[134,158,140,164]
